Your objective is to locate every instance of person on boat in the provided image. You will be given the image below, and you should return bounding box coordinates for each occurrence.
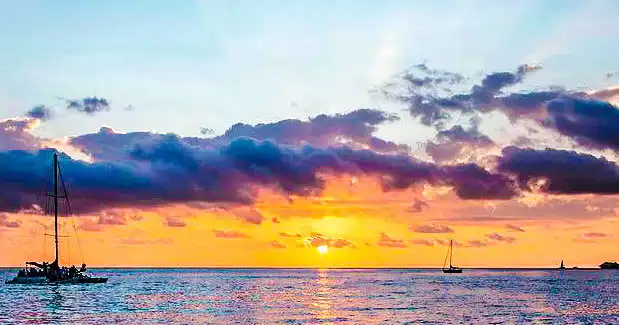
[69,265,78,277]
[80,263,87,273]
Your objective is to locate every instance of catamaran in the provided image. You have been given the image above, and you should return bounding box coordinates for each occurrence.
[5,153,107,284]
[442,239,462,273]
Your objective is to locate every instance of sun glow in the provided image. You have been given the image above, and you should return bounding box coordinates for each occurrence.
[317,245,328,254]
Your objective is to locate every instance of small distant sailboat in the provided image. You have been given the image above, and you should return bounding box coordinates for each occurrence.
[6,153,107,284]
[559,260,566,270]
[442,240,462,273]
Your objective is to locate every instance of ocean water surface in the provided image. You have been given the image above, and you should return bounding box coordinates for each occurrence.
[0,268,617,324]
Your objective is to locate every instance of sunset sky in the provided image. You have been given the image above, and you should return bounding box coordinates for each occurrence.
[0,1,617,268]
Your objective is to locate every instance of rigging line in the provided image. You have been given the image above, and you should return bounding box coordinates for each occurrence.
[442,243,449,269]
[58,161,84,263]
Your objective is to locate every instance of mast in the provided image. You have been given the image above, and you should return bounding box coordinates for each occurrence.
[449,240,453,268]
[53,153,59,265]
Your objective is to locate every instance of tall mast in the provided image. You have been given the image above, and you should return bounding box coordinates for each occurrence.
[449,240,453,268]
[53,153,59,265]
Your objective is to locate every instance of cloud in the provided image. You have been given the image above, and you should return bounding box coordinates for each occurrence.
[97,211,128,225]
[441,164,517,200]
[78,220,102,232]
[582,232,611,239]
[200,127,214,135]
[0,118,41,151]
[0,214,21,228]
[425,124,495,163]
[486,232,516,243]
[409,239,434,246]
[270,240,286,249]
[279,232,302,238]
[213,229,250,239]
[505,224,525,232]
[390,64,619,150]
[410,224,454,233]
[466,240,490,248]
[377,232,407,248]
[65,97,110,115]
[0,134,520,215]
[435,239,462,247]
[164,216,186,228]
[216,108,405,152]
[498,147,619,195]
[400,63,465,88]
[409,199,429,213]
[307,233,353,248]
[447,197,617,222]
[26,105,53,121]
[232,208,265,225]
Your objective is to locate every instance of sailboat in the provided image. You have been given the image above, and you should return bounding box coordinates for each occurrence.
[442,239,462,273]
[559,260,566,269]
[6,153,107,284]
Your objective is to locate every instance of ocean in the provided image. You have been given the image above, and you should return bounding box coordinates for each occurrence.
[0,268,617,324]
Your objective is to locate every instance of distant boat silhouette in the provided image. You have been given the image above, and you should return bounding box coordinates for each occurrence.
[600,262,619,269]
[442,240,462,273]
[559,260,566,270]
[6,153,107,284]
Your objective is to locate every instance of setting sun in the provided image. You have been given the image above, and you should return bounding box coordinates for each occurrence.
[317,245,328,254]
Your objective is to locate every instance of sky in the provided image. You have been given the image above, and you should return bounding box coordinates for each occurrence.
[0,0,617,267]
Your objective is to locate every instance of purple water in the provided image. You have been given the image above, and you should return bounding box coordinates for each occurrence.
[1,268,617,324]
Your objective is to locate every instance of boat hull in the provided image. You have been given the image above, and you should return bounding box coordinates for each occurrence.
[5,277,47,284]
[442,269,463,274]
[5,277,108,284]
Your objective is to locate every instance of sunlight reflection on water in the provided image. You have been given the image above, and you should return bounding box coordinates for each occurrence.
[0,269,617,324]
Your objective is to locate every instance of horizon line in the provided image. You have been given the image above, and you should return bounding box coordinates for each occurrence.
[0,266,611,270]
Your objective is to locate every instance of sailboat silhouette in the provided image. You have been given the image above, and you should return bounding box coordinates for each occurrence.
[442,240,462,273]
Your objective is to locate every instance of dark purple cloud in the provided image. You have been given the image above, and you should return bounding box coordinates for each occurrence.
[543,97,619,150]
[410,224,454,233]
[498,147,619,194]
[69,109,404,162]
[441,164,517,200]
[426,125,495,163]
[65,97,110,115]
[391,64,619,150]
[216,108,405,152]
[0,135,520,214]
[26,105,53,120]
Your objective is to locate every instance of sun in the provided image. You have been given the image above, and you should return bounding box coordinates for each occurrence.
[317,245,328,254]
